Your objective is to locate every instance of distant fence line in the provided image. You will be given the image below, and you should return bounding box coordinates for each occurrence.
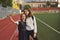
[32,8,60,13]
[32,10,60,14]
[0,6,19,18]
[0,7,60,18]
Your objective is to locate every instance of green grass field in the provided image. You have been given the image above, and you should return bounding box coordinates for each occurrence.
[35,13,60,40]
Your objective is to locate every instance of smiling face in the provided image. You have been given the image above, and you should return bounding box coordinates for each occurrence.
[24,9,29,16]
[21,14,26,21]
[24,9,33,17]
[22,14,26,20]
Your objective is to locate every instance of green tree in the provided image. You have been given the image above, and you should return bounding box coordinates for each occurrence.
[1,0,12,7]
[0,0,2,4]
[24,5,31,9]
[7,0,12,7]
[1,0,7,7]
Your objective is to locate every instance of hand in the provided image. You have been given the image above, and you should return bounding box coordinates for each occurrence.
[9,16,16,23]
[34,33,36,38]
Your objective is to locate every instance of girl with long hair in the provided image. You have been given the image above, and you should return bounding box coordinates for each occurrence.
[23,9,37,40]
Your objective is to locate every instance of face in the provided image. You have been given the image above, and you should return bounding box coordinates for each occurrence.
[21,14,26,20]
[24,9,29,16]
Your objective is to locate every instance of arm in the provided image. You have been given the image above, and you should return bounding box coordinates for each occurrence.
[9,16,16,24]
[33,16,37,38]
[34,16,37,33]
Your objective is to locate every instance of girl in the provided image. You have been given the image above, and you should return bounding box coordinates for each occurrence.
[9,14,27,40]
[23,9,37,40]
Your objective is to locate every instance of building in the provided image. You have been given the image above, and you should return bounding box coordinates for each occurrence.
[12,0,58,10]
[23,1,57,8]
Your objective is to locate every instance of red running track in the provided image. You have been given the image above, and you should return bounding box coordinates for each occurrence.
[0,14,21,40]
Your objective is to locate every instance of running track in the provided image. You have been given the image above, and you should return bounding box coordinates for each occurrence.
[0,14,21,40]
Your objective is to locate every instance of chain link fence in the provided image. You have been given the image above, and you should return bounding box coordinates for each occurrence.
[0,6,19,18]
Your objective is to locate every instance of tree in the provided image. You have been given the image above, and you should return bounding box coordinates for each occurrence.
[7,0,12,7]
[0,0,2,4]
[1,0,7,7]
[24,5,31,9]
[0,0,12,7]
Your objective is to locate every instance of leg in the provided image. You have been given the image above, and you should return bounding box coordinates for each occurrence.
[29,35,33,40]
[26,30,34,40]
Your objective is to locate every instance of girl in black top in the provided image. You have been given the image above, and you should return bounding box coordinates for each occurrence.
[9,14,27,40]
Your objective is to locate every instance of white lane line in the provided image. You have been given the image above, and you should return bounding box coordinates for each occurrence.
[36,17,60,34]
[10,28,18,40]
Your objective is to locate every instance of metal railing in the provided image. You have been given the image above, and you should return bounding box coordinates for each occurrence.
[0,6,19,18]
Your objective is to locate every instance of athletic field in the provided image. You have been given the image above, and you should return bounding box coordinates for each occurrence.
[35,13,60,40]
[0,13,60,40]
